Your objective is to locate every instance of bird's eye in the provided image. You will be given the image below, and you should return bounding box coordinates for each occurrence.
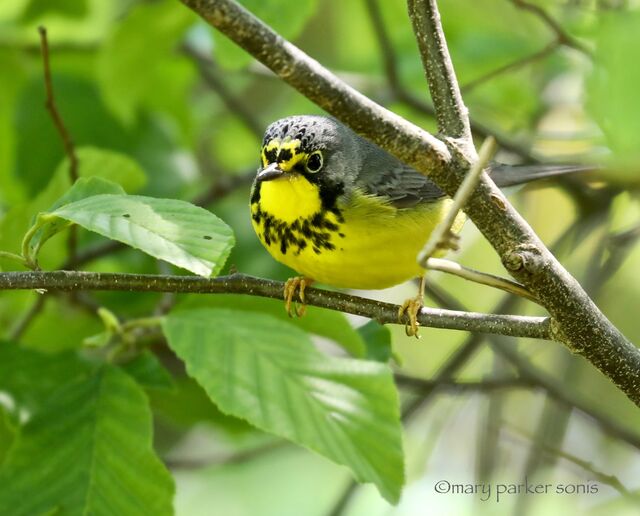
[305,151,323,173]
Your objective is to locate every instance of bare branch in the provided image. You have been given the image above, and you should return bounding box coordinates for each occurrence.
[0,271,552,339]
[510,0,593,57]
[507,425,640,500]
[38,27,78,183]
[181,42,264,138]
[425,258,537,302]
[38,26,80,267]
[461,41,559,93]
[407,0,472,140]
[396,375,538,392]
[7,294,47,341]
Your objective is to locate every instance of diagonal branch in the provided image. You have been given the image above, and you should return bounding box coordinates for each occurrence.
[461,40,559,93]
[510,0,593,57]
[0,271,551,339]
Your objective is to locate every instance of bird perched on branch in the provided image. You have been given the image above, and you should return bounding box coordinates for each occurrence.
[250,115,589,334]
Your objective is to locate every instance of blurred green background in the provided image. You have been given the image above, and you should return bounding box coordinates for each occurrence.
[1,0,640,514]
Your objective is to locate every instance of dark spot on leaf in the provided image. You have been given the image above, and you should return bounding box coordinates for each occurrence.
[123,214,130,218]
[203,235,212,240]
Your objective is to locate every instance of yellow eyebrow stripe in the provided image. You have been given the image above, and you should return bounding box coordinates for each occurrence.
[261,139,307,171]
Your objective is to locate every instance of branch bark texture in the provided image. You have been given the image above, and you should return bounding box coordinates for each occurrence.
[406,0,471,140]
[177,0,640,406]
[0,271,551,339]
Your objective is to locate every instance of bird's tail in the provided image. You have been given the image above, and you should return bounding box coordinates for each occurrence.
[489,163,596,188]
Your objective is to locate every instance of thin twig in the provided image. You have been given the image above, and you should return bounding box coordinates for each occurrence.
[327,480,359,516]
[8,294,48,341]
[510,0,594,56]
[38,26,80,267]
[38,27,78,183]
[425,257,538,302]
[506,425,640,500]
[181,42,264,138]
[418,136,496,264]
[461,41,559,93]
[166,440,288,470]
[395,374,538,392]
[0,271,553,339]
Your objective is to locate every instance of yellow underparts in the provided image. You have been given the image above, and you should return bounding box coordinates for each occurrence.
[252,170,465,290]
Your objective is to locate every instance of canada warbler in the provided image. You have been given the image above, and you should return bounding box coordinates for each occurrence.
[250,115,586,323]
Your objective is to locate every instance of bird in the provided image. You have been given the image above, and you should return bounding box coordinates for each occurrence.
[249,115,589,334]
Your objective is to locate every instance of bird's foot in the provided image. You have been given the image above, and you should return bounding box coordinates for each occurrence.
[284,276,313,317]
[398,295,423,338]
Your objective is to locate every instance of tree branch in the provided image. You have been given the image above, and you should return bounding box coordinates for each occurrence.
[396,374,538,393]
[38,26,80,268]
[177,0,640,407]
[0,271,551,339]
[460,40,559,93]
[510,0,593,57]
[181,42,264,139]
[406,0,472,140]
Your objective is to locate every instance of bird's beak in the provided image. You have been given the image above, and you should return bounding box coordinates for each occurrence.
[256,162,284,182]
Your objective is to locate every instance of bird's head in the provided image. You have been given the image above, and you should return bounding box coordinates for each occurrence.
[255,115,362,209]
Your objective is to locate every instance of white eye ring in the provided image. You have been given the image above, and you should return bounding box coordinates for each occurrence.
[305,151,323,173]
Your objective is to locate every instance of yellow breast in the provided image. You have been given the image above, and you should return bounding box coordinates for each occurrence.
[250,175,464,290]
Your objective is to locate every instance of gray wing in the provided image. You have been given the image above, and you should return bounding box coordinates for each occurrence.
[356,156,592,208]
[355,147,446,208]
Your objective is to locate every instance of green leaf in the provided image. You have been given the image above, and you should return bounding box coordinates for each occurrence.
[54,147,148,194]
[0,341,92,411]
[358,320,393,363]
[24,177,126,263]
[21,0,88,21]
[178,294,366,357]
[50,176,126,210]
[97,0,194,125]
[49,194,235,276]
[150,376,254,434]
[0,406,17,466]
[0,367,174,516]
[121,350,175,391]
[163,308,404,503]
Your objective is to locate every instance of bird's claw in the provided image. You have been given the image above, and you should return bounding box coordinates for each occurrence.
[284,277,312,317]
[398,296,423,338]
